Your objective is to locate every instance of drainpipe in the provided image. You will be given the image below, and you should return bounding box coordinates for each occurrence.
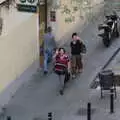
[45,0,47,32]
[37,0,40,44]
[38,0,40,26]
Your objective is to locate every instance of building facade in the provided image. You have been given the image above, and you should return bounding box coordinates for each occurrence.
[0,0,104,109]
[0,0,39,108]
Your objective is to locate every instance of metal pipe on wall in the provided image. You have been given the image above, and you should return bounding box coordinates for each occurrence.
[45,0,47,31]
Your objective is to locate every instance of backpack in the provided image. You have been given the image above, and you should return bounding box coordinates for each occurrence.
[81,42,87,54]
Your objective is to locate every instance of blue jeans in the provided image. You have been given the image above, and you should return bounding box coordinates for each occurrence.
[44,49,52,72]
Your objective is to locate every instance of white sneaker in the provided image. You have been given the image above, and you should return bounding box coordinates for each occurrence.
[72,74,76,79]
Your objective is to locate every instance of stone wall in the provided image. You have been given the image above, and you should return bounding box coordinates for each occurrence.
[48,0,104,45]
[104,0,120,15]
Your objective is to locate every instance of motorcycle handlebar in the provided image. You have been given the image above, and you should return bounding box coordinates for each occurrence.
[105,14,119,21]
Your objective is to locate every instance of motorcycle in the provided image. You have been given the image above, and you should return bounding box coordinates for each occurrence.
[98,14,119,47]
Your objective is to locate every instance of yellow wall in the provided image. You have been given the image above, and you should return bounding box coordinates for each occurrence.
[0,14,39,92]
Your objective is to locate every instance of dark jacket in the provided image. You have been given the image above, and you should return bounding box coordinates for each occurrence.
[70,40,83,55]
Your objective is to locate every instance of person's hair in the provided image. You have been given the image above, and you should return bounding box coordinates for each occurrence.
[47,26,52,33]
[72,32,77,38]
[58,47,66,53]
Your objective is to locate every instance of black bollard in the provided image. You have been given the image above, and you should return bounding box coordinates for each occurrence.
[87,102,91,120]
[110,89,114,114]
[7,116,11,120]
[48,112,52,120]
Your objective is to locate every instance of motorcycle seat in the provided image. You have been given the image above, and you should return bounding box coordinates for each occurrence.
[98,24,109,30]
[105,15,117,21]
[102,24,108,27]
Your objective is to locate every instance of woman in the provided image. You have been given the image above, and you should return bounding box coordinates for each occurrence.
[53,48,71,95]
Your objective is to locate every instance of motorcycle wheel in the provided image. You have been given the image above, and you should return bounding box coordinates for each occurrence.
[115,30,119,37]
[114,25,119,37]
[103,33,111,47]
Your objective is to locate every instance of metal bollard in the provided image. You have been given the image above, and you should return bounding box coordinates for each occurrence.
[48,112,52,120]
[110,89,114,114]
[87,102,91,120]
[7,116,11,120]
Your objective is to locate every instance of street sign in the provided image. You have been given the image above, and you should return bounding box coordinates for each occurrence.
[16,0,38,13]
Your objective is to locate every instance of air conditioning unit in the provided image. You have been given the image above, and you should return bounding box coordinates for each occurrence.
[0,0,6,4]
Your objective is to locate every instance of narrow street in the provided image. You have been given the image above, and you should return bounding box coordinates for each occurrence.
[4,12,120,120]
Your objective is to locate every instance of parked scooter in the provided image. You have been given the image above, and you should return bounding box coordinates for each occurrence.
[98,13,119,47]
